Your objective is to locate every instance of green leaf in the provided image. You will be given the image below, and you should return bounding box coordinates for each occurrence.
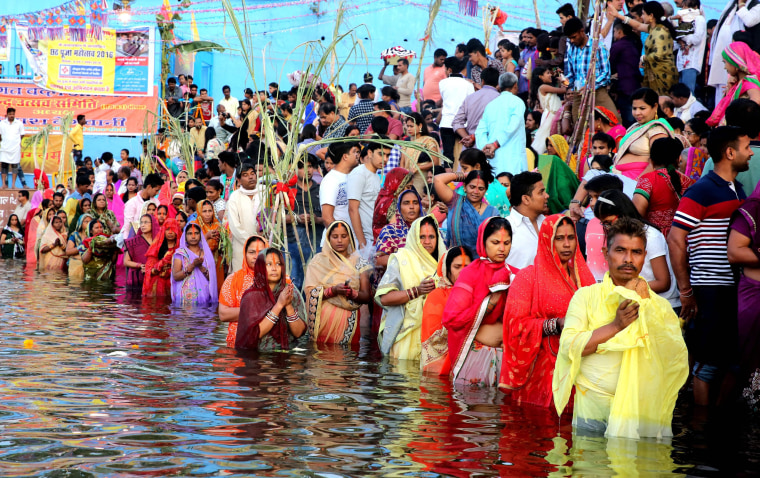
[167,41,226,54]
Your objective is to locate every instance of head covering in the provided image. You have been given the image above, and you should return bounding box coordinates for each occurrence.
[194,199,222,249]
[376,188,422,256]
[373,167,413,240]
[171,223,218,304]
[107,188,125,226]
[684,147,707,180]
[547,134,569,160]
[595,106,619,126]
[708,42,760,127]
[443,217,518,379]
[236,248,293,350]
[69,212,94,245]
[146,217,181,261]
[68,198,91,234]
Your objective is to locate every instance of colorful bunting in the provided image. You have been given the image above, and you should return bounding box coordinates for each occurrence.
[459,0,479,17]
[0,1,110,42]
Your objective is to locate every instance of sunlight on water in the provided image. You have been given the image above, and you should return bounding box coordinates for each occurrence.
[0,262,756,477]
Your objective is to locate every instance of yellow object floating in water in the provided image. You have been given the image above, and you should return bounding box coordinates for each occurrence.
[23,339,34,348]
[132,344,139,349]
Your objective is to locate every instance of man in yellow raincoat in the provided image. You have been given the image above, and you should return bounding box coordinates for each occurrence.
[553,217,688,439]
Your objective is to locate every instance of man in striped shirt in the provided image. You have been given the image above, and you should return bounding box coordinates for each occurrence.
[668,126,752,406]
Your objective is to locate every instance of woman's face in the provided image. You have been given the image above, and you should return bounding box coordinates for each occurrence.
[554,221,577,265]
[156,207,167,225]
[448,254,471,284]
[540,70,553,84]
[499,176,511,200]
[265,252,282,284]
[201,203,214,224]
[46,210,55,222]
[177,215,187,231]
[165,228,177,241]
[105,185,114,200]
[498,45,511,59]
[95,195,107,210]
[146,203,157,215]
[52,217,63,231]
[419,223,438,255]
[590,160,603,171]
[186,226,201,246]
[382,94,391,102]
[139,216,152,235]
[632,98,657,124]
[9,216,19,227]
[127,179,137,192]
[460,162,481,175]
[170,181,178,196]
[546,140,557,156]
[399,191,421,223]
[176,171,188,184]
[599,214,619,231]
[640,10,653,24]
[245,240,266,268]
[525,115,536,130]
[85,159,92,169]
[324,157,335,172]
[81,199,91,214]
[329,224,351,255]
[465,178,487,204]
[484,227,512,263]
[57,211,67,222]
[405,120,421,137]
[91,222,104,236]
[723,58,739,77]
[348,128,360,137]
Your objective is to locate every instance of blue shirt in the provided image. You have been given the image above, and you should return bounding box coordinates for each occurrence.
[564,40,611,91]
[475,91,527,175]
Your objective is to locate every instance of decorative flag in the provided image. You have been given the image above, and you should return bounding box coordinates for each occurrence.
[459,0,479,17]
[89,0,109,40]
[46,8,65,41]
[68,1,88,42]
[0,21,7,50]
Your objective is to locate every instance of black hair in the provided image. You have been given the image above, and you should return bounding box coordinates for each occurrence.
[445,245,473,280]
[444,56,461,72]
[459,148,494,178]
[708,126,748,164]
[328,142,359,163]
[665,116,685,133]
[357,83,375,98]
[496,172,513,181]
[345,125,361,137]
[594,189,646,223]
[196,169,209,182]
[687,117,709,138]
[650,137,684,195]
[455,43,467,53]
[481,67,500,87]
[121,177,139,203]
[405,112,430,137]
[707,19,717,30]
[370,116,389,135]
[613,19,643,51]
[556,3,575,16]
[642,2,677,40]
[464,169,494,188]
[18,190,29,199]
[41,199,52,209]
[157,204,169,215]
[530,67,549,110]
[318,102,337,115]
[482,217,513,251]
[669,82,691,99]
[725,98,760,139]
[434,48,447,58]
[591,132,616,151]
[366,136,392,153]
[590,154,614,172]
[143,173,165,189]
[206,178,223,192]
[563,17,585,36]
[299,124,318,142]
[585,174,623,193]
[380,86,400,102]
[605,216,648,250]
[631,87,662,117]
[75,174,90,187]
[466,39,486,56]
[101,152,114,162]
[76,114,85,122]
[509,171,543,207]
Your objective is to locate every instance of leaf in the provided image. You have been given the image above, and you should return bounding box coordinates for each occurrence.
[168,41,225,54]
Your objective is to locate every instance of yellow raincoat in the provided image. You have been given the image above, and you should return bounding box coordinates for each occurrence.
[552,273,688,439]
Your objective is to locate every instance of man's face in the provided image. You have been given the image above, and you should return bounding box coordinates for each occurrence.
[671,95,688,108]
[6,111,15,122]
[239,168,257,189]
[190,87,198,96]
[188,118,195,129]
[730,135,754,173]
[455,48,465,60]
[370,148,391,171]
[524,180,549,214]
[397,61,408,74]
[558,13,571,25]
[522,33,536,47]
[53,196,63,209]
[269,86,276,95]
[168,81,176,90]
[592,141,611,156]
[79,116,86,126]
[319,111,336,126]
[568,30,587,47]
[605,234,646,283]
[17,192,27,204]
[434,55,446,67]
[296,164,314,182]
[343,146,360,168]
[223,88,230,98]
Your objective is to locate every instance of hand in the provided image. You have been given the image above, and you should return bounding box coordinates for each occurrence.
[192,256,204,268]
[557,317,565,330]
[434,201,448,216]
[460,136,475,148]
[569,202,584,221]
[417,278,436,295]
[277,283,294,307]
[332,283,353,296]
[606,3,618,18]
[140,264,146,273]
[679,294,697,324]
[482,144,495,158]
[300,213,311,225]
[613,299,639,331]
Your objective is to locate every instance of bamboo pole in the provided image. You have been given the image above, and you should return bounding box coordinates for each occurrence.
[533,0,542,28]
[414,0,442,103]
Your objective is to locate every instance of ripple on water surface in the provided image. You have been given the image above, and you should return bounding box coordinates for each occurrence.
[0,262,757,476]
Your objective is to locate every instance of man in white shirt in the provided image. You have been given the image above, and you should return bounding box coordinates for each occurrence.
[0,108,27,189]
[13,190,31,226]
[93,152,116,194]
[395,58,416,114]
[438,57,475,164]
[320,142,360,245]
[227,162,264,272]
[208,104,235,145]
[348,140,390,249]
[670,82,708,123]
[218,85,239,120]
[506,171,549,269]
[120,173,164,238]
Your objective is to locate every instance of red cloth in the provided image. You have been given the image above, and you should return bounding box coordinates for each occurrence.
[372,168,410,239]
[142,217,180,296]
[442,217,518,379]
[500,214,595,407]
[236,248,290,350]
[635,168,695,237]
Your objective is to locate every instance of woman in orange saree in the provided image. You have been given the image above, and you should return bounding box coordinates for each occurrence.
[193,199,227,293]
[420,246,473,376]
[499,214,595,407]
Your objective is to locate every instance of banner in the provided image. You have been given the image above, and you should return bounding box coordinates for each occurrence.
[16,24,154,96]
[0,82,158,136]
[20,135,71,174]
[0,23,11,62]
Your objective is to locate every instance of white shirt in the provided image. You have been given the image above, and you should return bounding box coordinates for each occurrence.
[319,170,350,244]
[676,14,707,73]
[227,186,264,272]
[120,193,157,237]
[347,164,381,246]
[506,208,544,269]
[0,119,26,164]
[674,95,708,123]
[13,201,31,226]
[93,162,111,194]
[219,96,240,119]
[438,76,474,129]
[641,225,680,308]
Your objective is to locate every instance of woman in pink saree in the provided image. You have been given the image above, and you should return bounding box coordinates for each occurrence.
[707,42,760,127]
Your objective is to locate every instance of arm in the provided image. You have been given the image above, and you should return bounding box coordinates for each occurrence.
[728,228,760,267]
[569,180,588,219]
[82,246,93,264]
[356,271,372,303]
[348,199,367,248]
[433,172,457,205]
[375,253,389,267]
[738,3,760,29]
[65,239,80,257]
[321,204,335,226]
[379,277,435,306]
[667,226,695,320]
[539,84,568,95]
[218,303,239,322]
[647,255,671,293]
[581,300,640,356]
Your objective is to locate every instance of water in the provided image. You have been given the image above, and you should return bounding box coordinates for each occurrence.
[1,262,759,477]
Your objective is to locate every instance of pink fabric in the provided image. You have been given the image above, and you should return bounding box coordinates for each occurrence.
[609,124,627,145]
[584,218,608,282]
[615,161,649,180]
[707,42,760,127]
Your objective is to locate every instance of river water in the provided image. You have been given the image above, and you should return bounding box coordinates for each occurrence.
[1,262,758,477]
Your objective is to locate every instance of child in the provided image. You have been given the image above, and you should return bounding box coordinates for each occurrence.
[490,6,508,33]
[591,132,616,158]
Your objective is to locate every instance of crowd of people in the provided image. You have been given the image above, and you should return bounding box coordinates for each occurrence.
[2,0,760,441]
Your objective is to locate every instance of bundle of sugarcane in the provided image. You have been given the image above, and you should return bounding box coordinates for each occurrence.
[29,124,53,191]
[57,111,75,186]
[414,0,442,100]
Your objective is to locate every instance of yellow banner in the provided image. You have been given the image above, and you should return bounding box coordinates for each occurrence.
[45,30,117,95]
[20,135,73,174]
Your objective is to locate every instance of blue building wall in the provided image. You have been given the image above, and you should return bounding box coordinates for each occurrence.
[1,0,730,161]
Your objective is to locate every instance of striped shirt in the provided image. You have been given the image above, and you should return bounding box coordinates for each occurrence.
[564,40,611,91]
[672,171,745,286]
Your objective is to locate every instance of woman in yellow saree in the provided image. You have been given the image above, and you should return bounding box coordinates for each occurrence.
[39,215,69,272]
[401,113,441,195]
[304,220,373,346]
[193,199,228,293]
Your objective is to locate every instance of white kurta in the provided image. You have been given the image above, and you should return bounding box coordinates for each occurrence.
[0,119,26,165]
[227,187,263,272]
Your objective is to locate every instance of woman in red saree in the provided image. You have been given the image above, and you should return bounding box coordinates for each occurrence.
[219,235,269,347]
[143,217,180,297]
[236,248,307,351]
[420,246,473,376]
[442,217,519,387]
[499,214,595,407]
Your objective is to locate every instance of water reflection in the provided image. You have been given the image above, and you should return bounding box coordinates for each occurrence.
[0,262,756,476]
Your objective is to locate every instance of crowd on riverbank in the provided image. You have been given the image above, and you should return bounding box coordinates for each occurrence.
[2,0,759,441]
